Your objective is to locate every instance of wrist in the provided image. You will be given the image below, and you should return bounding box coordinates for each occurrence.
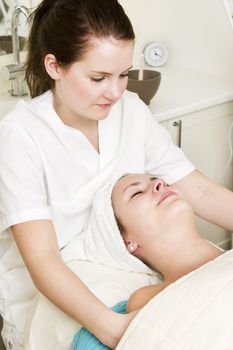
[97,310,135,348]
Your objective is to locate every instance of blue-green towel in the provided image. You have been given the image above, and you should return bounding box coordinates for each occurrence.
[71,301,127,350]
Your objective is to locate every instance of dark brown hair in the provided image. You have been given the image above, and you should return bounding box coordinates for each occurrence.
[25,0,135,98]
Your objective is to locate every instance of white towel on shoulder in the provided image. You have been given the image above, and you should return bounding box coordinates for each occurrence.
[84,181,155,275]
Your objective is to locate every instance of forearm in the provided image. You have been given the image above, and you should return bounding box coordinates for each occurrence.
[11,220,134,348]
[31,253,107,327]
[29,253,133,348]
[171,170,233,231]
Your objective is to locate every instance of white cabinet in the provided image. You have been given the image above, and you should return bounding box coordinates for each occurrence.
[160,101,233,249]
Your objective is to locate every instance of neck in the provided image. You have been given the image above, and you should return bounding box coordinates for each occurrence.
[143,228,222,282]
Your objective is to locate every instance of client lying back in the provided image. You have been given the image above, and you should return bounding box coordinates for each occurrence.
[72,173,222,349]
[111,173,222,312]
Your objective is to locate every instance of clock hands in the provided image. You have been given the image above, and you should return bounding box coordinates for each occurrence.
[144,41,168,67]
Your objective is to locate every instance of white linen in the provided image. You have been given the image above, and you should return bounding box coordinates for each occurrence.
[24,260,161,350]
[116,249,233,350]
[0,90,194,348]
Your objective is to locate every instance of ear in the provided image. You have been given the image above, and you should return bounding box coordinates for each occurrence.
[125,240,139,254]
[44,54,60,80]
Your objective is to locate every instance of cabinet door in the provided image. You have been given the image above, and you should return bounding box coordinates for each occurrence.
[167,102,233,248]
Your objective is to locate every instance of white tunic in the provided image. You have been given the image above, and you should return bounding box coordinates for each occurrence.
[0,90,194,347]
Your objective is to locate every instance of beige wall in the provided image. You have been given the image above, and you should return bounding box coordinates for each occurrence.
[120,0,233,78]
[1,0,233,95]
[119,0,160,66]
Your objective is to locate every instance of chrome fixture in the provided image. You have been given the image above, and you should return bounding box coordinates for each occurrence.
[11,5,29,65]
[3,5,29,96]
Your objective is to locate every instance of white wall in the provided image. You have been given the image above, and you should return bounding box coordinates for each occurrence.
[119,0,160,65]
[158,0,233,77]
[120,0,233,78]
[1,0,233,95]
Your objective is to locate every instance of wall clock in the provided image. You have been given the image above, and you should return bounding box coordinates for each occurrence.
[144,41,168,67]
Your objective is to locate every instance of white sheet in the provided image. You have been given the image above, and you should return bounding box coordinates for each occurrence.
[116,249,233,350]
[24,260,161,350]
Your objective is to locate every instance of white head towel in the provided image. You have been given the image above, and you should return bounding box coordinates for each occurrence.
[84,181,155,274]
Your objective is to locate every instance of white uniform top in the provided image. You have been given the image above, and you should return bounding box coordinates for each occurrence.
[0,90,194,346]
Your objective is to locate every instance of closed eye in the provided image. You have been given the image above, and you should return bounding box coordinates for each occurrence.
[91,73,128,82]
[91,77,104,82]
[120,73,129,78]
[131,191,143,198]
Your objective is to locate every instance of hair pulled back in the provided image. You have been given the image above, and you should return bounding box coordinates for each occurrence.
[25,0,135,98]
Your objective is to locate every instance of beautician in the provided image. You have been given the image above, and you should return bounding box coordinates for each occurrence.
[0,0,233,348]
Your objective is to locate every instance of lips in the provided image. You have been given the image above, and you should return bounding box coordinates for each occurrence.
[157,191,176,206]
[97,103,112,109]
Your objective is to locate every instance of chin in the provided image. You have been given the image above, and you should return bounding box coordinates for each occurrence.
[168,198,194,218]
[98,112,110,120]
[94,109,112,120]
[174,197,191,208]
[155,197,193,221]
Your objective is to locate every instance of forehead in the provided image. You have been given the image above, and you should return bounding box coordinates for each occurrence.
[88,36,133,51]
[79,36,134,68]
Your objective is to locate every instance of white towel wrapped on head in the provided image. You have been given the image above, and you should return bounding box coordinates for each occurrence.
[84,181,156,275]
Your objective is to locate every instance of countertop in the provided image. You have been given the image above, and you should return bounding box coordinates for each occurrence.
[149,67,233,122]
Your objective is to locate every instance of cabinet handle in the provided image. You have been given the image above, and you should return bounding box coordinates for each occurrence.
[173,120,182,148]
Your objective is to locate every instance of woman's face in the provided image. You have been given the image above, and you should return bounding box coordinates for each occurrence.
[112,174,193,246]
[50,37,134,127]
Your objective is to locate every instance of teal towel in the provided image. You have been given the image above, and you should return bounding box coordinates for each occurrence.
[71,301,127,350]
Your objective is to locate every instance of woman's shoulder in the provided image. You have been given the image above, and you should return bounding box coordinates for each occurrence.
[121,90,147,108]
[28,90,53,110]
[0,91,53,131]
[126,282,168,312]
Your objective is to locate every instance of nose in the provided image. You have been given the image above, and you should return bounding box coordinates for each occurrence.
[152,179,166,193]
[104,80,123,101]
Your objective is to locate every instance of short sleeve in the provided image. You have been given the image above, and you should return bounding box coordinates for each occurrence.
[144,110,195,184]
[0,121,52,232]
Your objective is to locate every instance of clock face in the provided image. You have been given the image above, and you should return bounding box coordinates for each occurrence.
[144,42,168,67]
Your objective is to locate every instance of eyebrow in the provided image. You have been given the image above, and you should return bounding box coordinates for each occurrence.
[123,181,140,194]
[122,176,156,194]
[90,65,133,76]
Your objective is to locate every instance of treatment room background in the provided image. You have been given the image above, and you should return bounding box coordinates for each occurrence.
[0,0,233,264]
[0,0,233,349]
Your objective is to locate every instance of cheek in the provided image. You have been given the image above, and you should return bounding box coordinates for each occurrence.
[69,77,93,99]
[62,71,98,101]
[120,78,128,92]
[123,207,154,237]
